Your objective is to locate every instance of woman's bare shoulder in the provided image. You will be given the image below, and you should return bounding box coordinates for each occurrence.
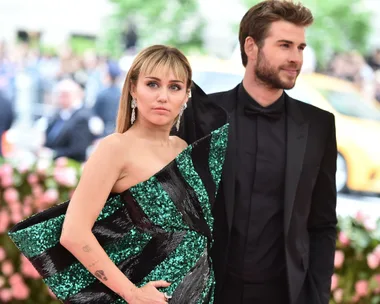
[171,136,188,151]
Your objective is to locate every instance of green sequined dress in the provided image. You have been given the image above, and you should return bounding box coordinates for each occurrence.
[8,124,229,304]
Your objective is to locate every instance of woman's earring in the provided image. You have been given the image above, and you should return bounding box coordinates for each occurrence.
[176,103,187,131]
[131,99,137,124]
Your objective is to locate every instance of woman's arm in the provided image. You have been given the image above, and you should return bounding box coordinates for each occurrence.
[60,135,168,303]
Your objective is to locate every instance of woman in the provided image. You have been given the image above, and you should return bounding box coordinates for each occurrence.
[8,45,228,303]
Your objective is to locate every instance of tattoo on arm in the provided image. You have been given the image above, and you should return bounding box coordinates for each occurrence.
[88,260,99,268]
[94,270,108,281]
[82,245,92,252]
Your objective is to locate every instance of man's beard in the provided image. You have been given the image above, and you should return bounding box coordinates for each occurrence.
[254,48,300,90]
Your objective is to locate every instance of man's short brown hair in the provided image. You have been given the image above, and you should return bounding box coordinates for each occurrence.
[239,0,314,67]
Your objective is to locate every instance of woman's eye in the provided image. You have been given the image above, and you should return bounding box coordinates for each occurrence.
[170,84,182,91]
[147,82,158,88]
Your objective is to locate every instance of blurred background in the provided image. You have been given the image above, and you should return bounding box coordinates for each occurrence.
[0,0,380,303]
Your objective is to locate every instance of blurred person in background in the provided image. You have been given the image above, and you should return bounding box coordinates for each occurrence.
[0,92,14,157]
[82,50,104,108]
[178,1,337,304]
[93,60,122,136]
[349,51,376,101]
[43,78,97,162]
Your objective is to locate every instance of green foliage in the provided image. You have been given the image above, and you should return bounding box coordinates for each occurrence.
[99,0,205,57]
[241,0,373,67]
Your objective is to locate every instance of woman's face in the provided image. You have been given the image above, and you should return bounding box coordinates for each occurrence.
[131,68,188,128]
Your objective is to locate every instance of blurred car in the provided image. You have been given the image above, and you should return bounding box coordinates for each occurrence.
[191,61,380,194]
[288,74,380,194]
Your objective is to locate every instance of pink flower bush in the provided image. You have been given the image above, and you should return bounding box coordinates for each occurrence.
[330,214,380,303]
[0,158,81,303]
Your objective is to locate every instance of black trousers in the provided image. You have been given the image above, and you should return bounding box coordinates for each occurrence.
[216,273,290,304]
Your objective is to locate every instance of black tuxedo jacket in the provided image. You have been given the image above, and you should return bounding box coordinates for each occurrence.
[45,107,95,162]
[176,84,337,304]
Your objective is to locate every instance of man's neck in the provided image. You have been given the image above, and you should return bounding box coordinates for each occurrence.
[242,73,283,108]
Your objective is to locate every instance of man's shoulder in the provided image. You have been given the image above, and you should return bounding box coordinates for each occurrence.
[288,94,334,121]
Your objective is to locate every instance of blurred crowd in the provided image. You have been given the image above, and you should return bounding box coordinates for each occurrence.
[1,40,380,163]
[325,49,380,102]
[0,41,124,162]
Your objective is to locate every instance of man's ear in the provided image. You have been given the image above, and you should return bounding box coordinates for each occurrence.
[244,36,258,62]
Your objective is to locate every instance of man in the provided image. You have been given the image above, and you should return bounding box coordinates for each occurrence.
[178,1,337,303]
[93,60,122,137]
[44,79,97,162]
[0,92,14,157]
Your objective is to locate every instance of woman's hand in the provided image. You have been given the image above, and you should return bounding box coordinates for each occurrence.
[127,280,171,304]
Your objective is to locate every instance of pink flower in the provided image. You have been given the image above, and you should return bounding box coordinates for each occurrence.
[17,162,30,174]
[355,211,366,223]
[9,273,23,285]
[334,250,345,269]
[333,288,343,303]
[0,247,6,261]
[374,245,380,259]
[22,205,33,217]
[0,276,5,288]
[32,185,43,198]
[1,260,14,276]
[355,280,369,297]
[9,274,29,300]
[0,164,13,176]
[54,167,78,187]
[36,159,51,175]
[363,218,377,231]
[55,157,68,167]
[27,173,39,185]
[0,175,13,188]
[331,273,339,290]
[0,288,12,302]
[338,231,350,247]
[21,254,40,279]
[0,210,10,233]
[43,188,59,205]
[367,252,380,269]
[11,210,23,224]
[23,195,33,206]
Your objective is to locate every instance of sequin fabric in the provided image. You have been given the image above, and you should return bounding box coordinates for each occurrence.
[8,123,229,304]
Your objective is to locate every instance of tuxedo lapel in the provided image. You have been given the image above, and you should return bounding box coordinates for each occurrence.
[215,87,239,231]
[284,96,309,235]
[223,107,237,231]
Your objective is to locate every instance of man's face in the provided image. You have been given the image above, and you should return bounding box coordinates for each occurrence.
[253,20,306,90]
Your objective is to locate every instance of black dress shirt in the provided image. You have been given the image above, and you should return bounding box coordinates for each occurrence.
[227,83,287,284]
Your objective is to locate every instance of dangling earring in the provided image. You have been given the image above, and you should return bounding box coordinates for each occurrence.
[176,103,187,131]
[131,98,137,124]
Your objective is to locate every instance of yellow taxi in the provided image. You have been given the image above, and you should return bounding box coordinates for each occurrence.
[191,59,380,194]
[288,73,380,194]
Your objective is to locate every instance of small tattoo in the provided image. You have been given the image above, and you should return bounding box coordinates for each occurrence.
[88,260,99,268]
[82,245,92,252]
[94,270,108,281]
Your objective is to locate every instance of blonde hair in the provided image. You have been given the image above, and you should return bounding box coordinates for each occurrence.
[116,45,192,133]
